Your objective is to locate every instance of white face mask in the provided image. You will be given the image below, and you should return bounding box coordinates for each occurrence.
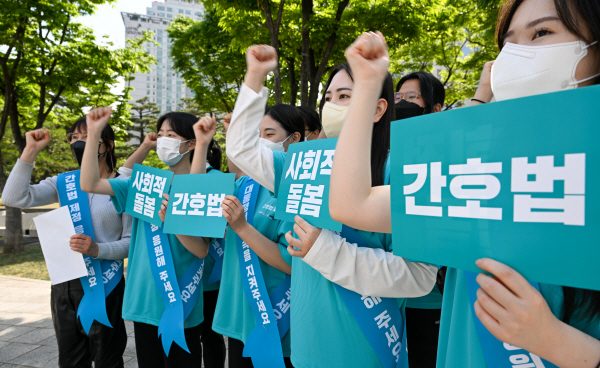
[304,131,315,141]
[321,102,348,138]
[156,137,190,166]
[491,40,600,101]
[259,134,292,152]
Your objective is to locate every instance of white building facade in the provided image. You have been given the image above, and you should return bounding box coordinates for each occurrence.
[122,0,203,114]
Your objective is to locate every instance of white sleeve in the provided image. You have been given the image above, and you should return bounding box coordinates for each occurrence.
[302,229,438,298]
[226,83,276,192]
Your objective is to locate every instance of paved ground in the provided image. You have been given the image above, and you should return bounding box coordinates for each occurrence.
[0,275,138,367]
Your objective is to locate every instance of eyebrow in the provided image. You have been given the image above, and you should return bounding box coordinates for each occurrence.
[263,127,277,132]
[325,87,353,94]
[501,16,560,44]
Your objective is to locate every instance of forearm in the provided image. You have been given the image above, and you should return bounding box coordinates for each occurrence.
[19,147,39,164]
[176,235,209,259]
[302,230,437,298]
[96,238,130,260]
[2,159,58,208]
[80,129,114,196]
[226,156,244,180]
[190,143,209,175]
[123,144,153,169]
[533,320,600,368]
[235,223,291,275]
[244,70,267,94]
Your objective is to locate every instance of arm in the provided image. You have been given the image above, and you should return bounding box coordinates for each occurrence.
[222,195,291,274]
[226,45,279,192]
[122,132,157,172]
[474,258,600,368]
[96,212,133,260]
[329,32,393,233]
[222,113,245,180]
[80,107,115,196]
[287,216,437,297]
[470,61,494,106]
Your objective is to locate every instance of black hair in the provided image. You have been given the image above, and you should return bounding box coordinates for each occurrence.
[264,104,305,142]
[396,71,446,114]
[296,106,322,135]
[157,112,222,169]
[497,0,600,325]
[68,117,116,173]
[319,63,394,187]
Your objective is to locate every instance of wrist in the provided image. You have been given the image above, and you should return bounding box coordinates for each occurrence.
[232,220,251,236]
[473,86,493,103]
[20,148,39,164]
[244,71,267,93]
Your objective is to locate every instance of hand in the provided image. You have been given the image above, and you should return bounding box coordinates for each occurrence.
[221,195,248,233]
[473,61,494,103]
[141,132,158,149]
[345,31,390,85]
[86,107,112,134]
[246,45,278,76]
[285,216,322,258]
[24,129,50,154]
[159,193,169,222]
[70,234,99,258]
[474,258,560,353]
[222,113,233,132]
[193,116,216,147]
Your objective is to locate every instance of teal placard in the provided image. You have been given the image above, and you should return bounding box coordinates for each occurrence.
[125,164,174,227]
[275,138,342,232]
[163,173,235,238]
[390,85,600,291]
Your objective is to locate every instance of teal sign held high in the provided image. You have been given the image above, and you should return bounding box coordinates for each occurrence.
[275,138,342,232]
[390,86,600,291]
[126,164,173,227]
[164,173,235,238]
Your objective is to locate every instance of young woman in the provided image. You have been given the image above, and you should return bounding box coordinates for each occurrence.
[80,108,215,368]
[2,118,131,367]
[327,1,600,365]
[226,45,437,368]
[123,120,226,368]
[211,105,304,367]
[296,106,322,141]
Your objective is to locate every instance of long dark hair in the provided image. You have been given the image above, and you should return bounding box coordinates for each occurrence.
[157,112,222,170]
[68,118,116,173]
[265,104,305,142]
[296,106,322,133]
[396,71,446,114]
[319,63,394,187]
[497,0,600,324]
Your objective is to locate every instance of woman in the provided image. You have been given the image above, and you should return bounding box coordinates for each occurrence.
[211,105,304,367]
[2,119,131,368]
[296,106,321,141]
[80,108,214,368]
[328,0,600,364]
[227,45,436,368]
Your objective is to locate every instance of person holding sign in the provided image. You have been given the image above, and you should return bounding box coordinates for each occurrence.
[80,108,215,367]
[328,8,600,366]
[226,44,437,368]
[2,118,131,367]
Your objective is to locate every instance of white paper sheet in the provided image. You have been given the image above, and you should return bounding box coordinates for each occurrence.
[33,206,88,285]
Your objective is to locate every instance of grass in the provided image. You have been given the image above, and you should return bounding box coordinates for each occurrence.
[0,247,50,281]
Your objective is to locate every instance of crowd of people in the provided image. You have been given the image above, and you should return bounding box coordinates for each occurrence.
[2,0,600,367]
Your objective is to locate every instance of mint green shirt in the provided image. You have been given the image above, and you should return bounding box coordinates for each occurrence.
[109,177,204,328]
[212,177,293,356]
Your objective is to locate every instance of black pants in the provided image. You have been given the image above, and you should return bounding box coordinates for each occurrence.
[200,290,226,368]
[228,338,294,368]
[50,277,127,368]
[134,321,203,368]
[405,308,441,368]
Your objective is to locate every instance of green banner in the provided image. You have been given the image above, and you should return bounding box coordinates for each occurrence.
[126,164,174,227]
[390,86,600,291]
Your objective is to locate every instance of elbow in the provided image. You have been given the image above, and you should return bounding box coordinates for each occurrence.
[1,196,19,208]
[410,263,439,297]
[80,180,93,193]
[329,197,348,224]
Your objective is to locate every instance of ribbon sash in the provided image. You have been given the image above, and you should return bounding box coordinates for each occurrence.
[236,177,286,368]
[57,170,123,334]
[333,226,408,368]
[144,222,188,356]
[270,274,292,338]
[464,271,558,368]
[206,238,225,285]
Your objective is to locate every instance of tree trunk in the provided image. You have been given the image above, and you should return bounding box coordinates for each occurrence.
[262,0,285,104]
[288,58,297,106]
[3,207,24,254]
[300,0,313,106]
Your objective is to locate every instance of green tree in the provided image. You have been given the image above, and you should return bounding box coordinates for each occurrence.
[0,0,154,253]
[129,97,161,145]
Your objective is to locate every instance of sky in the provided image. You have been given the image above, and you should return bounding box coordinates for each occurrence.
[76,0,155,50]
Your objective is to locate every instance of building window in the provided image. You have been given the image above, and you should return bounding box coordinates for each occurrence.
[147,84,150,88]
[157,77,162,83]
[167,86,172,91]
[176,93,181,98]
[167,92,172,98]
[167,14,172,18]
[157,71,162,77]
[147,76,150,81]
[167,7,172,12]
[157,30,163,35]
[158,13,164,17]
[157,58,162,64]
[167,106,172,112]
[178,9,183,14]
[147,90,150,95]
[147,11,154,15]
[176,87,181,92]
[157,6,165,10]
[186,10,191,14]
[157,36,162,42]
[157,91,162,97]
[157,99,162,104]
[157,50,163,56]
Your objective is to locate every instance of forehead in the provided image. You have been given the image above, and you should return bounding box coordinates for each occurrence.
[327,70,354,91]
[509,0,557,33]
[159,120,172,131]
[399,79,421,93]
[259,114,281,130]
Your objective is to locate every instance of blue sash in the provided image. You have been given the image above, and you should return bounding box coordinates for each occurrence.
[144,222,188,356]
[236,177,286,368]
[179,256,205,320]
[57,170,123,334]
[464,271,559,368]
[206,238,225,285]
[270,274,292,338]
[334,226,408,368]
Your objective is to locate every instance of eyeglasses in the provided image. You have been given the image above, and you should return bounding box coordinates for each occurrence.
[394,91,421,103]
[66,133,87,143]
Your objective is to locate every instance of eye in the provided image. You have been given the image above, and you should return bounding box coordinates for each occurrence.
[340,94,350,99]
[533,28,551,40]
[325,97,331,102]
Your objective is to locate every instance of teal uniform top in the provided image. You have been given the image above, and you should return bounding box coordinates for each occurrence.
[109,177,204,328]
[212,176,294,356]
[437,267,600,367]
